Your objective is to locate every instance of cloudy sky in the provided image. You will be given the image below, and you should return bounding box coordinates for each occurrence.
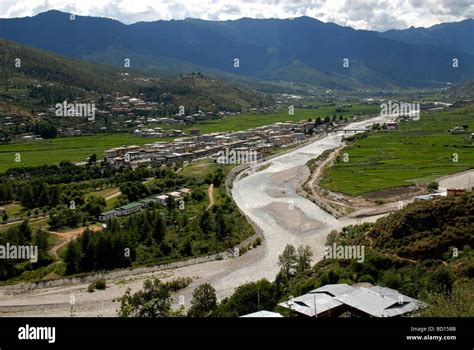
[0,0,472,31]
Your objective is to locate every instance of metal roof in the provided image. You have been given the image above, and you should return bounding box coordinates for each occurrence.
[279,284,423,318]
[118,202,143,210]
[100,210,117,216]
[335,288,396,317]
[310,283,355,297]
[241,311,283,318]
[279,293,343,317]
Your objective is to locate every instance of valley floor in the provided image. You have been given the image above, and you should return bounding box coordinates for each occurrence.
[1,115,472,317]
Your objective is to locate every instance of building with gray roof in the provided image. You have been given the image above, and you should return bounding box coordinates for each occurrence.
[278,283,424,318]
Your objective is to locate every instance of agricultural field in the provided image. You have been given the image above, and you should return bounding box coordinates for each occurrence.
[319,104,474,196]
[0,134,174,173]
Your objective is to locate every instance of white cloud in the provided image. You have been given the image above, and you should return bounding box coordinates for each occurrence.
[0,0,472,30]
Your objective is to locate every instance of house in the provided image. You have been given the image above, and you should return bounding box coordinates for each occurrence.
[449,126,466,134]
[104,145,140,162]
[99,210,118,221]
[116,202,144,216]
[167,191,183,201]
[447,188,466,197]
[386,122,399,130]
[189,129,200,136]
[154,194,169,205]
[278,284,423,318]
[179,188,193,195]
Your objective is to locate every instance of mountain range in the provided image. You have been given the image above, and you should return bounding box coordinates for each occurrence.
[0,38,270,134]
[0,10,473,90]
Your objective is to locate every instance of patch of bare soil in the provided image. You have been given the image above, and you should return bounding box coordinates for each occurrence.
[49,225,103,259]
[362,185,426,202]
[262,202,324,234]
[270,165,309,190]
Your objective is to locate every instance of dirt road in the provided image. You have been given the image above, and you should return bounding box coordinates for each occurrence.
[48,225,103,259]
[207,184,215,209]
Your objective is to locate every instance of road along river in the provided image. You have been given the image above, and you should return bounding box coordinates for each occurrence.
[0,115,391,317]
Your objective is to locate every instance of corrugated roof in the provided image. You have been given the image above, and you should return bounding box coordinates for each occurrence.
[100,210,117,216]
[335,288,396,317]
[118,202,143,210]
[279,284,423,318]
[241,311,283,318]
[310,283,355,297]
[279,293,343,317]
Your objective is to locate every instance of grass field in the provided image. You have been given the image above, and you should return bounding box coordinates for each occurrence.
[0,134,173,173]
[319,105,474,196]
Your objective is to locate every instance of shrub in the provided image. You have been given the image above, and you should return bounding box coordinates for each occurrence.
[88,278,107,292]
[382,271,401,289]
[427,181,439,192]
[427,267,454,295]
[358,274,375,284]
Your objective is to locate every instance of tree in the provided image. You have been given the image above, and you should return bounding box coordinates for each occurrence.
[18,220,32,243]
[117,278,171,317]
[295,245,313,274]
[34,121,57,139]
[83,196,106,218]
[49,186,60,207]
[199,210,213,235]
[33,229,51,266]
[153,214,166,243]
[188,283,217,317]
[427,267,454,295]
[88,154,97,166]
[314,117,322,128]
[217,279,279,316]
[20,184,35,209]
[278,244,297,278]
[215,210,229,241]
[64,240,83,274]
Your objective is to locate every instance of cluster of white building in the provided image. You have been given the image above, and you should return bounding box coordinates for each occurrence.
[104,120,314,169]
